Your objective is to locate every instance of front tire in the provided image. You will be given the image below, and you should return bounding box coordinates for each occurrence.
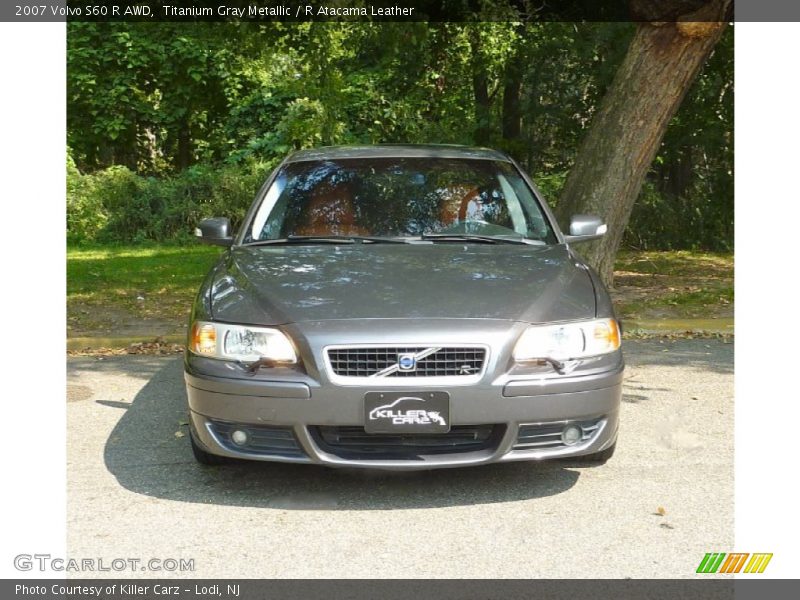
[562,442,616,465]
[190,431,228,466]
[578,441,616,464]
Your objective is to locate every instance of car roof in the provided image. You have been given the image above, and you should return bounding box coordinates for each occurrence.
[285,144,512,163]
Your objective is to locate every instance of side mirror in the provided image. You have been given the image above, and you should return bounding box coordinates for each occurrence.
[195,217,233,246]
[564,214,607,243]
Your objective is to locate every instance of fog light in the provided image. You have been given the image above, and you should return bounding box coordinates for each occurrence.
[561,425,582,446]
[231,430,248,446]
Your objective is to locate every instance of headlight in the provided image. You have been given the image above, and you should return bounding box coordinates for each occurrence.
[513,318,620,362]
[190,321,297,363]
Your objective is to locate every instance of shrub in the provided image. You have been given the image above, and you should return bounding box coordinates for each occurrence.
[624,180,733,252]
[67,154,108,243]
[67,159,276,244]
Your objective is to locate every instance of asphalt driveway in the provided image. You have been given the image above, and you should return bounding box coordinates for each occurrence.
[67,338,733,578]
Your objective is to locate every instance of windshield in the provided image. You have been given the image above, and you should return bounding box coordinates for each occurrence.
[244,157,557,244]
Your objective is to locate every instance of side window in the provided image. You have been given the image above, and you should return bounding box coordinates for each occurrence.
[249,172,287,240]
[498,174,528,235]
[503,167,554,242]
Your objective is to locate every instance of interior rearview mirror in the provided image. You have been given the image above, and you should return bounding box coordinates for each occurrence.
[565,214,607,243]
[195,217,233,246]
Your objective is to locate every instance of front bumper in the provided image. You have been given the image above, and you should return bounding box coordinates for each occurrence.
[185,365,622,470]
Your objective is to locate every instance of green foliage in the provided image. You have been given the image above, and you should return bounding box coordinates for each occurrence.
[66,19,733,250]
[625,180,733,252]
[67,152,108,244]
[67,22,251,172]
[531,171,567,209]
[67,160,275,243]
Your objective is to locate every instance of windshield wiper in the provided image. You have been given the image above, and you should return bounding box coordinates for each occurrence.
[245,234,543,246]
[245,235,409,246]
[421,233,544,245]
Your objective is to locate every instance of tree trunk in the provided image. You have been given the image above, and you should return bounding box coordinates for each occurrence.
[555,0,730,287]
[469,30,491,146]
[502,24,525,147]
[502,61,523,143]
[176,119,192,171]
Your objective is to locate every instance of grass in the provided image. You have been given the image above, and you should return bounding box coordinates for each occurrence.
[614,250,732,278]
[67,244,734,339]
[612,250,733,321]
[68,244,223,336]
[619,287,734,318]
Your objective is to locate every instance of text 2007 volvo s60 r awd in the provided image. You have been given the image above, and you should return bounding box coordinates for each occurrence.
[185,145,623,469]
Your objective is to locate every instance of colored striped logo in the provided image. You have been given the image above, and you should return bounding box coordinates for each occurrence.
[697,553,773,574]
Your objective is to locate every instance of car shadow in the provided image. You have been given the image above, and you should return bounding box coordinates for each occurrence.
[102,357,581,510]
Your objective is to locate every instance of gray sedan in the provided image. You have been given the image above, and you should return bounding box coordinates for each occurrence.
[186,145,622,469]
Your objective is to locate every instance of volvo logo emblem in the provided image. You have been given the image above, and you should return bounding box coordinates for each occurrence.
[397,353,416,372]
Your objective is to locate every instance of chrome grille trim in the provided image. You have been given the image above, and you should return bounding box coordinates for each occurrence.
[513,418,603,451]
[206,421,307,458]
[369,347,442,378]
[323,344,489,386]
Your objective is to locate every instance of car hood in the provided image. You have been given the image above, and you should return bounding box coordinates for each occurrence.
[208,244,596,325]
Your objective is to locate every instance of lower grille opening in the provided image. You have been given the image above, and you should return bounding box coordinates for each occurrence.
[209,421,306,458]
[513,418,603,451]
[311,424,504,460]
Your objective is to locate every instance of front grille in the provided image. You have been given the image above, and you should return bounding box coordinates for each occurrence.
[513,419,602,451]
[209,421,306,458]
[311,425,503,459]
[327,346,486,378]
